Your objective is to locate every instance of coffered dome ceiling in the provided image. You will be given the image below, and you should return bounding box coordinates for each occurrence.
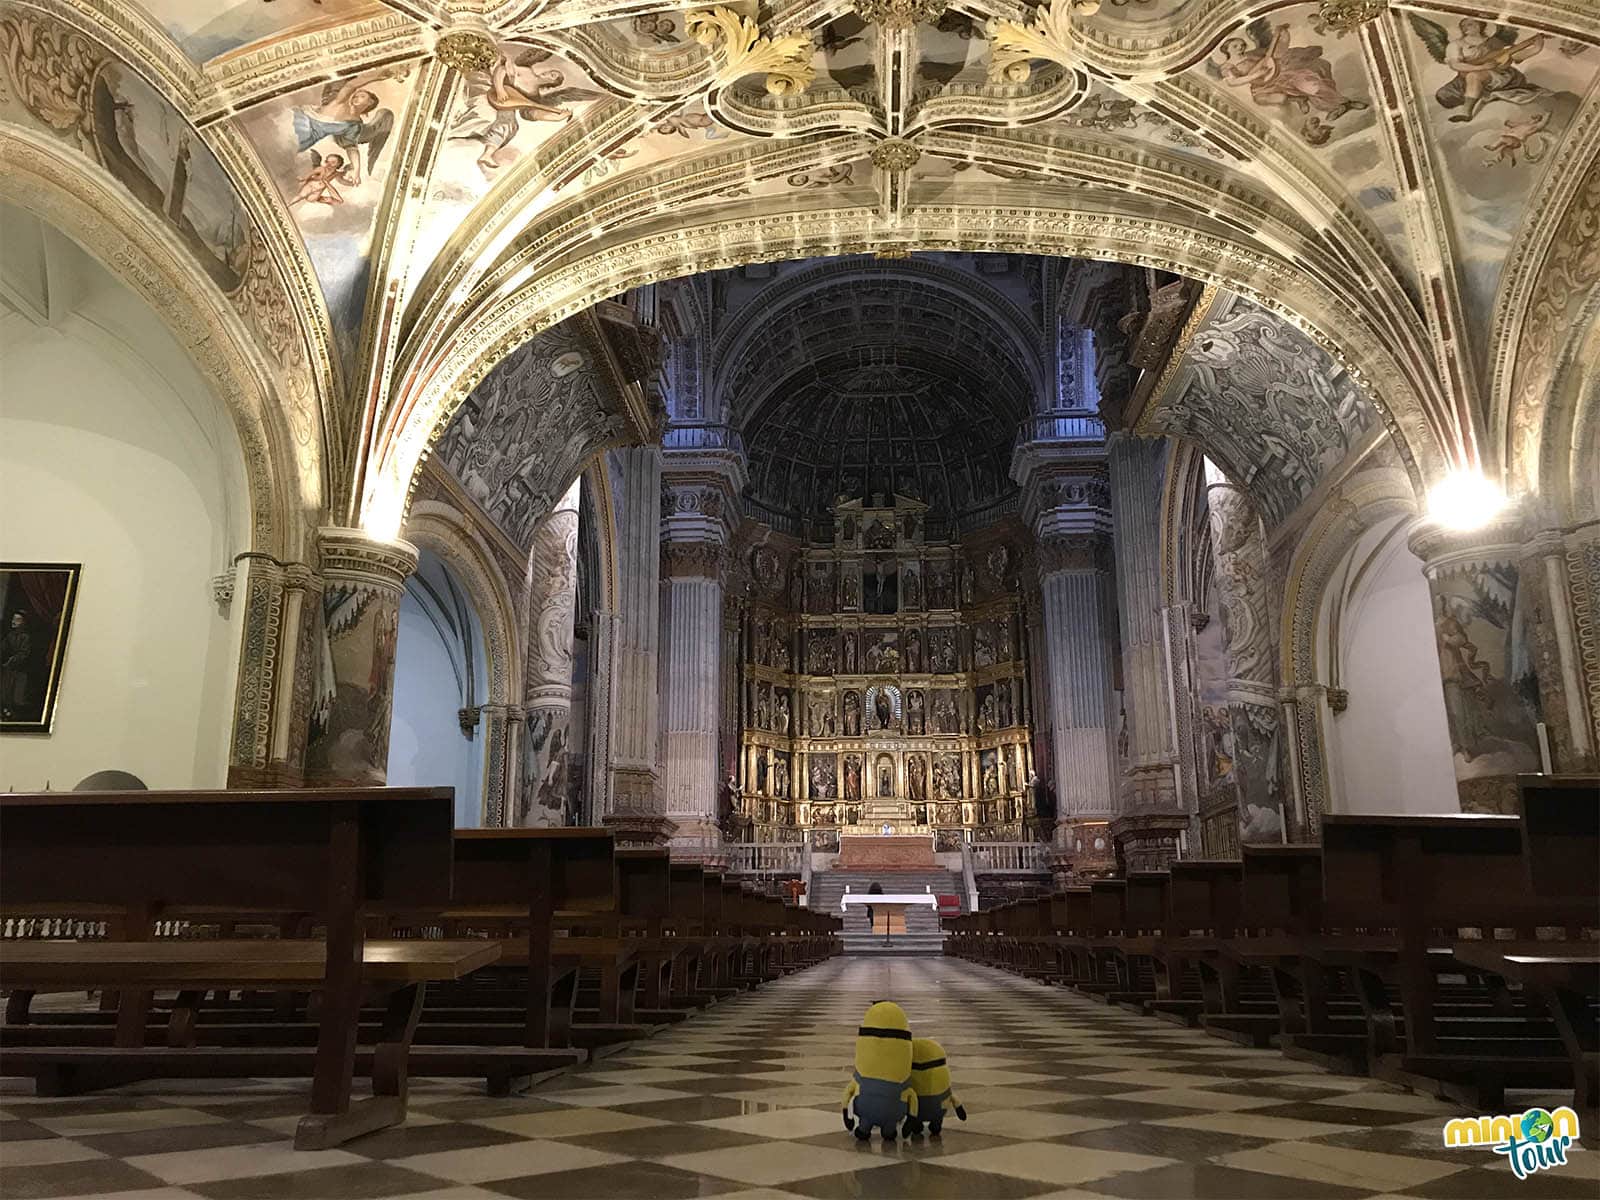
[718,260,1042,519]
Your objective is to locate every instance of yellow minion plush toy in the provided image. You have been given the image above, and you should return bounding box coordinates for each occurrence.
[900,1037,967,1137]
[841,1000,918,1141]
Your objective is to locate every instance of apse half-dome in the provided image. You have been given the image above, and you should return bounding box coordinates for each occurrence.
[717,260,1042,521]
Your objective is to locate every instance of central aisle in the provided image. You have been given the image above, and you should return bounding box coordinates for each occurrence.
[3,958,1594,1198]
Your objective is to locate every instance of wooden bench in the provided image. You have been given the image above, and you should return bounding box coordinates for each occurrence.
[1320,812,1580,1107]
[0,788,494,1148]
[1448,775,1599,1107]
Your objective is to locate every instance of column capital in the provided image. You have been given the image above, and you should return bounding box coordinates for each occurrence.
[1035,530,1114,576]
[661,540,730,580]
[316,527,418,592]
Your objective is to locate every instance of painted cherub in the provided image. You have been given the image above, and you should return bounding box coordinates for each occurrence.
[1481,110,1552,166]
[288,152,350,207]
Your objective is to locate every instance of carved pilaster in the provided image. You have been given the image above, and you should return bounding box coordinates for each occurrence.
[1109,434,1180,817]
[1567,523,1600,761]
[228,553,322,788]
[1524,527,1597,771]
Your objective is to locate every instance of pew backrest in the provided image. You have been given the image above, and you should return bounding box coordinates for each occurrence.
[1517,774,1599,909]
[1240,845,1323,936]
[1320,814,1537,933]
[450,828,616,914]
[0,788,455,918]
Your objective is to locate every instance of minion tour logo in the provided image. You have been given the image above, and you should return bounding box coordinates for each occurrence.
[1442,1106,1580,1180]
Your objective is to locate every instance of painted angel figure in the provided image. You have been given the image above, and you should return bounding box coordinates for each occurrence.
[1410,16,1547,123]
[1213,21,1368,145]
[450,48,604,173]
[292,67,404,186]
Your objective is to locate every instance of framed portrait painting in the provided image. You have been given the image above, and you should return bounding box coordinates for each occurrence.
[0,563,82,734]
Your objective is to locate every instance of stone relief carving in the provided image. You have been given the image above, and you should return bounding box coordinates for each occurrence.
[1149,300,1376,528]
[436,322,626,550]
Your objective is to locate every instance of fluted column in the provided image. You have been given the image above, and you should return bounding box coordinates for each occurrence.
[1204,471,1287,846]
[602,446,675,845]
[517,481,580,826]
[303,527,418,785]
[1106,434,1188,870]
[1015,429,1118,881]
[1037,531,1119,876]
[661,543,729,857]
[658,437,745,859]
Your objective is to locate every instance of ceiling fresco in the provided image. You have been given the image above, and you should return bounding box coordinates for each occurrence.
[0,0,1595,531]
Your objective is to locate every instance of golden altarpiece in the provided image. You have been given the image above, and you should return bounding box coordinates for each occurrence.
[734,496,1038,851]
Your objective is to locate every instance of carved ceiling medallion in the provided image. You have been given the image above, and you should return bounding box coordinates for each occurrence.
[870,139,922,172]
[434,30,498,74]
[852,0,950,31]
[1314,0,1389,32]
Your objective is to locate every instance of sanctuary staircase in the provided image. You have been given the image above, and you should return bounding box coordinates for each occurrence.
[808,869,964,956]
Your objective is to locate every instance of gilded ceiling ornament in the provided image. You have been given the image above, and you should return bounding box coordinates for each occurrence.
[434,30,498,74]
[686,6,817,96]
[870,138,921,172]
[985,0,1085,85]
[1314,0,1388,32]
[852,0,949,31]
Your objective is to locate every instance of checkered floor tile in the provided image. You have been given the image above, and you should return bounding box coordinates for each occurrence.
[3,958,1593,1198]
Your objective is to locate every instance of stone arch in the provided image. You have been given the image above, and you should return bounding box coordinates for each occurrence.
[405,499,524,826]
[368,201,1449,538]
[0,129,314,561]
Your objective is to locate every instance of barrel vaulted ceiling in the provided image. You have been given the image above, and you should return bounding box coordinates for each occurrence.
[0,0,1595,535]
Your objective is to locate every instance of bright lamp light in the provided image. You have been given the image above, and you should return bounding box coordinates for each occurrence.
[1427,469,1506,532]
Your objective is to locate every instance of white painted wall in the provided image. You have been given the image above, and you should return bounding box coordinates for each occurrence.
[1326,519,1458,814]
[0,223,247,789]
[387,551,487,826]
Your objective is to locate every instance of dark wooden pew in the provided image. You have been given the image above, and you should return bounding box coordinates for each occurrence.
[0,788,496,1148]
[1320,812,1579,1107]
[1449,775,1599,1107]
